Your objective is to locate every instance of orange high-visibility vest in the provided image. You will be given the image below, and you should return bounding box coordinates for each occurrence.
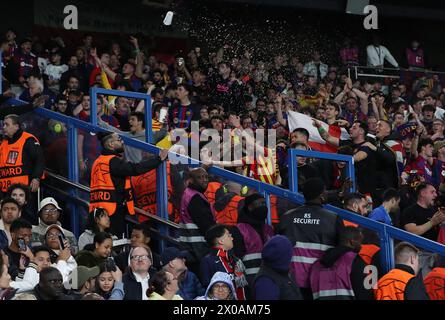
[215,195,244,226]
[0,132,40,192]
[374,268,415,300]
[90,155,135,216]
[359,244,380,265]
[424,267,445,300]
[204,181,222,207]
[270,195,279,225]
[343,220,359,228]
[131,161,176,223]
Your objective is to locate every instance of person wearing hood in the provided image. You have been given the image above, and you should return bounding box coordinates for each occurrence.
[89,131,168,237]
[231,193,274,284]
[213,182,244,226]
[31,197,78,253]
[43,225,77,266]
[195,271,236,300]
[309,226,374,300]
[254,235,302,300]
[179,167,216,262]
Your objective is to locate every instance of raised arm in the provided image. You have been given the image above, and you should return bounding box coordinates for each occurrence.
[313,119,340,147]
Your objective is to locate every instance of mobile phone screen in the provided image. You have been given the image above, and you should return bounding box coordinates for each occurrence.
[18,239,26,252]
[159,108,168,123]
[58,234,65,250]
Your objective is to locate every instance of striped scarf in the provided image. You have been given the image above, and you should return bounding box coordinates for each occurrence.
[213,247,248,300]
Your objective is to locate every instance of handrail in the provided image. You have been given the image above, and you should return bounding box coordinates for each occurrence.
[351,65,445,74]
[90,87,153,143]
[288,149,356,193]
[8,95,445,273]
[44,169,91,193]
[43,165,180,230]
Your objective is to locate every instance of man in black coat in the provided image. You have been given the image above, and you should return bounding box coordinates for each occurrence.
[122,246,156,300]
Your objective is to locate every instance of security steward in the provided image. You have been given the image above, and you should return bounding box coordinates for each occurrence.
[278,177,343,300]
[375,242,429,300]
[90,131,168,237]
[0,114,44,196]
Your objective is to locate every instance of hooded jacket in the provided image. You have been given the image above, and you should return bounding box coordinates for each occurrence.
[195,272,237,300]
[31,219,78,253]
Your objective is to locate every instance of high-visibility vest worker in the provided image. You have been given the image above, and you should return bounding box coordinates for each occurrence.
[131,161,177,223]
[90,154,135,216]
[204,181,221,207]
[89,132,166,236]
[0,130,43,192]
[424,267,445,300]
[374,268,415,300]
[359,244,380,265]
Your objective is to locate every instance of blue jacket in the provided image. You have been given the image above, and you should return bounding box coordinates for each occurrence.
[178,270,205,300]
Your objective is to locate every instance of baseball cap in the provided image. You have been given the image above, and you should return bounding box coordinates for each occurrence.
[161,247,189,266]
[39,197,62,211]
[73,266,100,290]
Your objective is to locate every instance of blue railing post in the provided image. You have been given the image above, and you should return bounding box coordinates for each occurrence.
[379,226,395,273]
[288,149,299,193]
[289,149,356,194]
[144,95,153,143]
[347,158,356,193]
[0,50,2,94]
[90,87,98,126]
[264,191,272,225]
[67,124,80,238]
[156,160,169,253]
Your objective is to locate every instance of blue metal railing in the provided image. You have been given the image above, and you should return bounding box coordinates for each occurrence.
[288,149,356,194]
[7,91,445,273]
[90,87,153,143]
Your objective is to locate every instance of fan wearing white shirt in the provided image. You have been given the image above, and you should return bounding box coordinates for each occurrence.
[366,36,399,68]
[44,52,68,94]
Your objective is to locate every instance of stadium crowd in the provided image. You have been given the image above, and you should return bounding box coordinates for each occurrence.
[0,24,445,301]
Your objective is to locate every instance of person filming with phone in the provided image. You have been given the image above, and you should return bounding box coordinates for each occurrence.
[31,197,78,253]
[3,218,33,280]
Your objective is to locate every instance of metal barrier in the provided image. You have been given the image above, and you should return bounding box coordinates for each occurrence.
[288,149,356,193]
[348,65,445,82]
[7,92,445,273]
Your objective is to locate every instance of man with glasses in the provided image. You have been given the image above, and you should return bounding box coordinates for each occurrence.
[122,246,156,300]
[31,197,78,253]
